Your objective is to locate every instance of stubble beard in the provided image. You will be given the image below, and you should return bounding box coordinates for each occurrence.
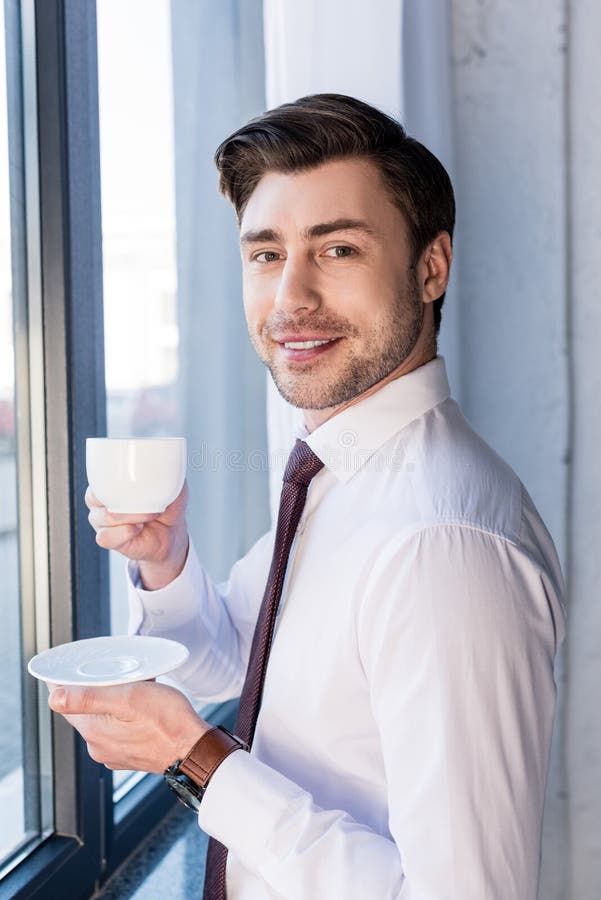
[251,269,425,411]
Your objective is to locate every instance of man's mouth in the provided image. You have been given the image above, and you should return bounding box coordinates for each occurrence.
[283,338,334,349]
[275,336,342,362]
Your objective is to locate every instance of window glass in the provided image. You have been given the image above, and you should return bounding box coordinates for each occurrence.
[0,0,28,862]
[96,0,179,645]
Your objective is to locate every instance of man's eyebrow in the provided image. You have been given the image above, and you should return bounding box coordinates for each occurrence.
[239,219,376,246]
[303,218,376,239]
[240,227,284,246]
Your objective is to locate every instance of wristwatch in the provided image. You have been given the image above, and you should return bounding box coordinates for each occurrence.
[164,725,249,812]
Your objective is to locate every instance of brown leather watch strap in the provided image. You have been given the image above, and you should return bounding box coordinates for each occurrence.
[179,726,245,789]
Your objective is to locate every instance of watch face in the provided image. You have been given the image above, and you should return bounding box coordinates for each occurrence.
[165,773,202,812]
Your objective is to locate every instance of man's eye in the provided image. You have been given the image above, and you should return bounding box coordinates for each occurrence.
[324,246,355,258]
[253,251,281,263]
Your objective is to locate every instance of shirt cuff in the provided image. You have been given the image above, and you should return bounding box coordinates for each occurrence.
[126,540,204,634]
[197,748,306,875]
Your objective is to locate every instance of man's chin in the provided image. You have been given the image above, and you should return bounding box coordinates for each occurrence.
[269,375,354,411]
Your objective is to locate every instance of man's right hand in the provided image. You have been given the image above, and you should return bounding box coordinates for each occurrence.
[85,481,190,591]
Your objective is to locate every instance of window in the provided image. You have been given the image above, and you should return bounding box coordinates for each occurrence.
[0,1,266,896]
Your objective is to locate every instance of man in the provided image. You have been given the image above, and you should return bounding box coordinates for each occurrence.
[51,94,566,898]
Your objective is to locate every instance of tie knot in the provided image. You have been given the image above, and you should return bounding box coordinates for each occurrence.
[283,438,324,487]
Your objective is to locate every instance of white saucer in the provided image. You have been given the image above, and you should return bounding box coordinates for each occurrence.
[28,635,189,687]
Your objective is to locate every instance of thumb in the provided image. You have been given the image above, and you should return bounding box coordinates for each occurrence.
[48,686,67,711]
[48,685,125,716]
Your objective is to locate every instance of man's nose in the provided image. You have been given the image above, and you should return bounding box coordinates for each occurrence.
[274,256,321,314]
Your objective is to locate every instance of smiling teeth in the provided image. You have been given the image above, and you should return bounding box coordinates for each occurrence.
[284,339,333,349]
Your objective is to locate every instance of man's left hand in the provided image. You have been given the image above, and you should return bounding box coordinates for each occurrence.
[48,681,210,773]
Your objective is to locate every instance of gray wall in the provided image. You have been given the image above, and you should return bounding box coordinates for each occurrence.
[448,2,600,897]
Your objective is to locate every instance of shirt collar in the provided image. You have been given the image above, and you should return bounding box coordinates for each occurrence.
[296,356,451,485]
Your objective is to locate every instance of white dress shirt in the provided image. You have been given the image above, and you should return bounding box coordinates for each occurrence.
[127,356,566,900]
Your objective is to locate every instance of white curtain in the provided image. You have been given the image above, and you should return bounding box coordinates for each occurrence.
[171,0,270,577]
[263,0,403,114]
[262,0,456,522]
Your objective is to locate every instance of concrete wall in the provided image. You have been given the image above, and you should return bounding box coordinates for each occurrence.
[450,2,600,897]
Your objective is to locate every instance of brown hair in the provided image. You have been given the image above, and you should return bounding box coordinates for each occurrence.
[214,93,455,333]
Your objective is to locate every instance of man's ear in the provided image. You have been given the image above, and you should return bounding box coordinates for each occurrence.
[420,232,452,303]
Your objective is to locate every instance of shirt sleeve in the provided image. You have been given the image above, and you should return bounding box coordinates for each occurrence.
[126,530,274,703]
[197,524,566,899]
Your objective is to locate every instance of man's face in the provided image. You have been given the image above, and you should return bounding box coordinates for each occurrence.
[239,157,425,414]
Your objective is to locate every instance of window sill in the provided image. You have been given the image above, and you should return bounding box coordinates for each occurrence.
[96,803,208,900]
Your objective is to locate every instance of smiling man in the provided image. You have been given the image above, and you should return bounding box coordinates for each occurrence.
[52,94,566,899]
[238,156,445,428]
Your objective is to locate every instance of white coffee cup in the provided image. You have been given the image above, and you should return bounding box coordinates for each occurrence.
[86,437,187,513]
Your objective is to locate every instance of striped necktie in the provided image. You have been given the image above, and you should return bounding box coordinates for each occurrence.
[203,438,324,899]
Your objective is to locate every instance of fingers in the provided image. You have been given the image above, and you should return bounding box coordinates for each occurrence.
[48,681,175,718]
[84,485,101,511]
[87,495,162,552]
[95,523,144,551]
[87,502,160,534]
[48,684,133,719]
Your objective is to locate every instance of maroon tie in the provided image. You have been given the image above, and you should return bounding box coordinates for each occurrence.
[203,438,324,900]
